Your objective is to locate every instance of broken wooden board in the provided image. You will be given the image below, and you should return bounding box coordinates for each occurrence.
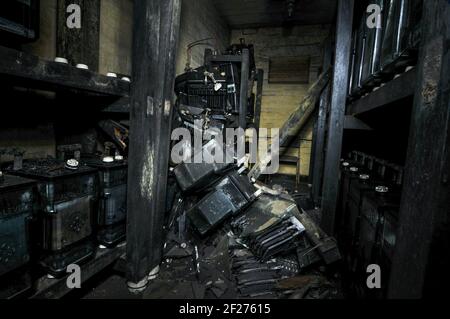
[248,69,331,180]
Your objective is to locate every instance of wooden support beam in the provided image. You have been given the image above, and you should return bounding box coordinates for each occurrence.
[126,0,182,288]
[310,36,333,205]
[310,84,331,205]
[57,0,100,71]
[388,0,450,299]
[320,0,354,235]
[239,49,250,130]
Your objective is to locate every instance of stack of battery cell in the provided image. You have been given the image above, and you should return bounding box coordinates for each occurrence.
[380,0,422,74]
[349,0,423,98]
[232,195,306,262]
[339,151,403,298]
[7,158,97,277]
[175,41,257,132]
[245,216,306,262]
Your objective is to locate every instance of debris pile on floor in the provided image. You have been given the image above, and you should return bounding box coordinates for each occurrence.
[142,47,341,298]
[143,154,343,299]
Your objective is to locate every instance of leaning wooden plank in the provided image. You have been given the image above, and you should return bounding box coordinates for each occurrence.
[248,69,330,180]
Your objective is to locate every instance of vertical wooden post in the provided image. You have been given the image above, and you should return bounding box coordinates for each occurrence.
[310,37,333,206]
[57,0,100,71]
[388,0,450,298]
[126,0,182,288]
[239,49,250,130]
[320,0,354,234]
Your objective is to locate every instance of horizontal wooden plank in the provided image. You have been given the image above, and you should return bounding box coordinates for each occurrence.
[31,244,125,299]
[0,45,130,97]
[347,68,417,115]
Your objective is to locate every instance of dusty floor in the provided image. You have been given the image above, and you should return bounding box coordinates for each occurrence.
[67,178,343,300]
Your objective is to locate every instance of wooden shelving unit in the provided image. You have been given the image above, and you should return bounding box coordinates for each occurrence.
[0,43,130,298]
[309,0,450,298]
[0,45,130,97]
[347,68,417,116]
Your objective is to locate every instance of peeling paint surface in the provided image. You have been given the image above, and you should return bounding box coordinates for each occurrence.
[421,37,443,106]
[140,143,154,200]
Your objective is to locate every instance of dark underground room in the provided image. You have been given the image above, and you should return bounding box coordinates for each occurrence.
[0,0,449,310]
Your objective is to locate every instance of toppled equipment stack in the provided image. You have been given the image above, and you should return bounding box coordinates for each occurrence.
[164,42,341,299]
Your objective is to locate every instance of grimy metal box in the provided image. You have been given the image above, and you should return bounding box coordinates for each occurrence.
[187,171,258,236]
[8,159,97,276]
[0,175,35,278]
[173,139,234,193]
[85,158,127,247]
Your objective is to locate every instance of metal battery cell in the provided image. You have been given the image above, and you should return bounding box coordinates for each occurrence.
[187,171,259,236]
[339,161,369,261]
[375,208,398,295]
[348,30,358,97]
[0,175,35,278]
[380,0,422,73]
[173,139,234,193]
[359,190,400,270]
[85,158,127,247]
[361,0,385,87]
[350,16,367,97]
[342,173,372,250]
[7,159,97,276]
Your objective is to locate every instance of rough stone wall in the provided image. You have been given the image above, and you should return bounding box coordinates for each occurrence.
[99,0,133,75]
[176,0,230,75]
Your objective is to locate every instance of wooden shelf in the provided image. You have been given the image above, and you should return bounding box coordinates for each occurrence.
[0,45,130,97]
[101,97,131,113]
[347,68,417,116]
[30,244,125,299]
